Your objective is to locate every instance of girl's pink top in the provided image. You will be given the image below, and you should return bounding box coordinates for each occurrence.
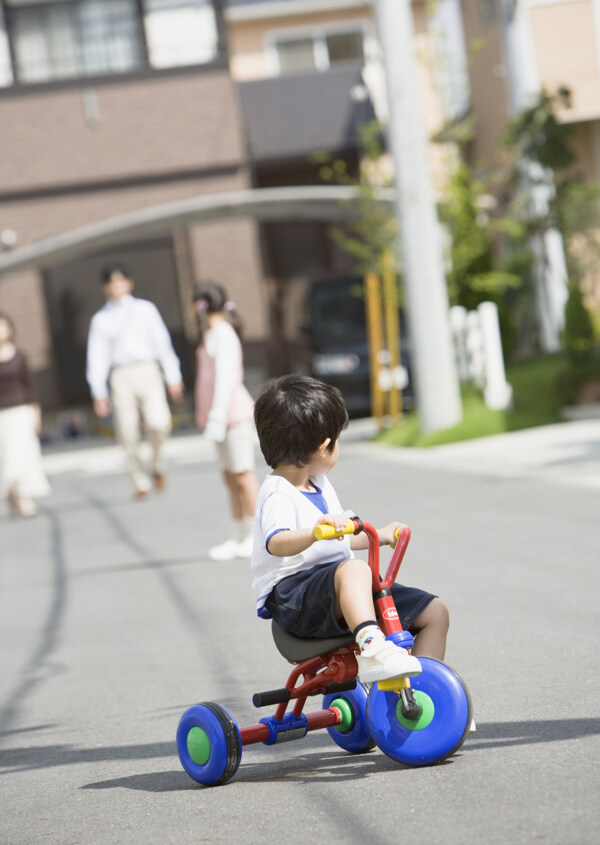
[195,321,254,431]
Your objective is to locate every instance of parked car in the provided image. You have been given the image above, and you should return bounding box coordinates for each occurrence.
[300,276,413,417]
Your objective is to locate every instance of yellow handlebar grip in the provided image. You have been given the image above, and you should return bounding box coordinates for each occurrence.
[314,519,355,541]
[391,524,409,547]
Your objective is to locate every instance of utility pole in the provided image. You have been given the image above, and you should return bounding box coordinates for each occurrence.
[373,0,462,434]
[498,0,568,353]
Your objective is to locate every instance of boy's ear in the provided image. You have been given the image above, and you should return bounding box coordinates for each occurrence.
[320,438,332,452]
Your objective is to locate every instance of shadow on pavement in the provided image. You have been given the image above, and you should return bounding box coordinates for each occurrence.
[0,715,575,792]
[3,717,598,781]
[464,717,600,750]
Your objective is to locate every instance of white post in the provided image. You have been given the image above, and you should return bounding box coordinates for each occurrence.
[478,302,513,410]
[373,0,462,434]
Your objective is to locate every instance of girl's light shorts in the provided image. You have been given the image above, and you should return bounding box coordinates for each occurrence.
[215,420,257,474]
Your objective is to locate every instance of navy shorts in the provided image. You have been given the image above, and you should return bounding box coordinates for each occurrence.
[265,559,436,639]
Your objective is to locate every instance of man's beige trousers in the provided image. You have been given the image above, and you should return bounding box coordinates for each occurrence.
[109,361,172,491]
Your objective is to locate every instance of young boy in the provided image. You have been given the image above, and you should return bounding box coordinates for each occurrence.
[251,374,450,684]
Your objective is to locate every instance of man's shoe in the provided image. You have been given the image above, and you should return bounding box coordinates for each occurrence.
[208,539,240,561]
[356,638,422,684]
[153,473,166,491]
[133,475,151,499]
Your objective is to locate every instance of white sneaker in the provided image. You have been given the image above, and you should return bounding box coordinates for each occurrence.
[208,539,240,561]
[235,535,254,558]
[356,638,422,684]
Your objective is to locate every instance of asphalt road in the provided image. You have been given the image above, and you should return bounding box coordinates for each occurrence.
[1,421,599,845]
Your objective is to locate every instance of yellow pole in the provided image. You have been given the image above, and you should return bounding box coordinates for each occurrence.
[382,252,402,421]
[365,271,384,426]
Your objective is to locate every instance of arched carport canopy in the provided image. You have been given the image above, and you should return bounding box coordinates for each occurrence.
[0,185,396,277]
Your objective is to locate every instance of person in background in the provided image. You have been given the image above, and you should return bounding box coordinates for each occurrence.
[86,264,184,499]
[0,312,50,517]
[194,281,260,560]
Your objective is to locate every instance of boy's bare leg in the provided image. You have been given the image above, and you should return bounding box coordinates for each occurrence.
[410,598,449,661]
[334,558,377,631]
[335,560,449,659]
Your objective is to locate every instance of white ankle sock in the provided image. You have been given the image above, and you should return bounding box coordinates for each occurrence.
[232,520,244,542]
[242,515,255,540]
[355,624,385,653]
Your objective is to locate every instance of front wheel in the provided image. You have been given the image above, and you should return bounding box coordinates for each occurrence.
[323,684,375,753]
[366,658,471,766]
[176,702,242,785]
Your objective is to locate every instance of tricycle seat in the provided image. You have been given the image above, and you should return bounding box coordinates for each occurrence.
[271,621,354,662]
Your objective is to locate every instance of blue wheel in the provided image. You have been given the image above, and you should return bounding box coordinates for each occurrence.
[176,702,242,785]
[323,684,375,753]
[366,658,471,766]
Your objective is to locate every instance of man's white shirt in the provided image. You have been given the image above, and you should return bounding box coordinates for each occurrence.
[86,295,182,399]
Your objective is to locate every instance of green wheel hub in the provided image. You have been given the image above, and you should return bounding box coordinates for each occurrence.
[331,697,355,733]
[187,726,211,765]
[395,691,435,731]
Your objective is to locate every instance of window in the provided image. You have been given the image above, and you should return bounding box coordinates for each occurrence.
[270,26,366,76]
[0,4,13,85]
[3,0,219,84]
[326,31,364,65]
[277,38,317,75]
[7,0,144,83]
[142,0,218,69]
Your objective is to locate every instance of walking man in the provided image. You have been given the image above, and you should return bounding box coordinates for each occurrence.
[86,265,184,498]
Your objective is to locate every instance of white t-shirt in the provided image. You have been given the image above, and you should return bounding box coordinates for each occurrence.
[251,472,354,618]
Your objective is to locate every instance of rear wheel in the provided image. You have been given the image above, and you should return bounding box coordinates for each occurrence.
[176,702,242,785]
[323,684,375,753]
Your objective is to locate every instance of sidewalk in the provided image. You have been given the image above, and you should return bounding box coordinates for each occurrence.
[352,417,600,490]
[41,418,600,490]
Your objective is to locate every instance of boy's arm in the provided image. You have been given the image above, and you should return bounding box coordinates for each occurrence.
[350,521,403,550]
[267,513,350,557]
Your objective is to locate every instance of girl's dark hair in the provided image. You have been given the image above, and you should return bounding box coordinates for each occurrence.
[193,280,242,344]
[0,311,15,340]
[254,374,348,468]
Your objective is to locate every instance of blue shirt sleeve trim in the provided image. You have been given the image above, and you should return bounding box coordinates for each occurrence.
[265,527,290,554]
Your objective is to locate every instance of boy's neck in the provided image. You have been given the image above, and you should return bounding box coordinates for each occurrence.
[272,463,318,492]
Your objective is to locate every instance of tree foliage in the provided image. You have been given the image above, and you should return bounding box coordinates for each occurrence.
[314,121,397,280]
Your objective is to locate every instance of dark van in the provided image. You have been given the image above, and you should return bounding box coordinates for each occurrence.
[301,276,413,417]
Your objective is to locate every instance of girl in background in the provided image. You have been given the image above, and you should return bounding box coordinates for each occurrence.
[194,282,260,560]
[0,313,50,517]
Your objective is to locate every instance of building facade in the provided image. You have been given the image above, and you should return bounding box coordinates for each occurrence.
[0,0,266,410]
[1,0,599,415]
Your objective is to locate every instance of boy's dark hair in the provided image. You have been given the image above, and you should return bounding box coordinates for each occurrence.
[100,264,131,285]
[254,374,349,468]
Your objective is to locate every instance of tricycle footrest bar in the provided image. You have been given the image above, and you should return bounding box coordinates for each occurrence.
[252,688,291,707]
[324,679,357,695]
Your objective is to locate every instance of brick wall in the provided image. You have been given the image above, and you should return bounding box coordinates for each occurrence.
[0,70,245,197]
[0,67,266,407]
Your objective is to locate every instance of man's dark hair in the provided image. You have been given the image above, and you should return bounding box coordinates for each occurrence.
[100,264,131,284]
[254,374,349,468]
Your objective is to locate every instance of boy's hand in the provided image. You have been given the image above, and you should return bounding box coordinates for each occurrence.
[316,513,351,540]
[378,521,404,547]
